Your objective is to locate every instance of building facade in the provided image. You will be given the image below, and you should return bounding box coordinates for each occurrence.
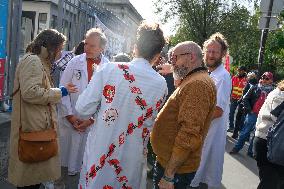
[95,0,143,53]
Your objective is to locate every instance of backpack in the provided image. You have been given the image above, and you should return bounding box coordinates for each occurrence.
[267,100,284,166]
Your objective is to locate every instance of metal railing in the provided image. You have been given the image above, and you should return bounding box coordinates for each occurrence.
[0,0,128,109]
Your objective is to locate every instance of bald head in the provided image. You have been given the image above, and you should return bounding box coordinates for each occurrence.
[171,41,203,80]
[174,41,203,67]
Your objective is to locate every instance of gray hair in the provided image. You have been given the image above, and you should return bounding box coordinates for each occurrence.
[85,28,107,48]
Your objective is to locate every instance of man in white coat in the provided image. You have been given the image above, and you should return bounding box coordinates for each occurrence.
[75,22,168,189]
[59,28,110,176]
[190,33,232,188]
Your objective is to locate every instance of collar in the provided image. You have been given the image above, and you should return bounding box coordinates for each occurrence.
[210,64,224,76]
[130,58,152,68]
[183,67,208,80]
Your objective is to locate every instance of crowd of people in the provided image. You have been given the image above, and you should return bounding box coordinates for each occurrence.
[6,20,284,189]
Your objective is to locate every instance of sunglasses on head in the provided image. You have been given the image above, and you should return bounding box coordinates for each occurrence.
[261,76,269,80]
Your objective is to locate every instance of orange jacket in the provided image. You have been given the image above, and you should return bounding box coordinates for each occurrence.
[231,75,247,100]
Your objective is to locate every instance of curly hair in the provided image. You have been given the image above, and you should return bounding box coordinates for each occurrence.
[277,80,284,91]
[136,21,166,61]
[203,32,229,55]
[26,29,66,61]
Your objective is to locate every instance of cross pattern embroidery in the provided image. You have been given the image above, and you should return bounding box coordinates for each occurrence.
[81,63,166,188]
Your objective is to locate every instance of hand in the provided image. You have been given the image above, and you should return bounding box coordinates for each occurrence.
[65,83,78,93]
[143,147,148,156]
[157,63,173,75]
[174,79,181,87]
[66,115,82,130]
[74,119,92,132]
[158,178,174,189]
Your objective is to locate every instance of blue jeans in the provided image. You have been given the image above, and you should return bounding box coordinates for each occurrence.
[229,99,239,129]
[153,161,196,189]
[234,113,257,152]
[247,131,255,155]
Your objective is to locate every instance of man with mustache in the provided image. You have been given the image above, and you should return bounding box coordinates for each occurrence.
[151,41,217,189]
[190,33,232,188]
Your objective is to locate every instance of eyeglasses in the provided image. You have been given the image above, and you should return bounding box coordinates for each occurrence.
[156,56,164,65]
[170,52,191,63]
[261,76,269,81]
[205,49,221,55]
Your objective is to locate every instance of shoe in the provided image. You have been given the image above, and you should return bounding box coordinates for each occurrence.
[68,171,77,176]
[227,128,234,133]
[229,148,239,154]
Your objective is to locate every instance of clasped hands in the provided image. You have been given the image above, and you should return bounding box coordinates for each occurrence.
[66,115,92,132]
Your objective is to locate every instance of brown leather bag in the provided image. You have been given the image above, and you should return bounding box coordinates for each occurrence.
[18,124,58,163]
[18,103,58,163]
[14,55,58,163]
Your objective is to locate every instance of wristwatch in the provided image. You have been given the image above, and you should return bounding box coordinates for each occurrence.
[162,175,177,183]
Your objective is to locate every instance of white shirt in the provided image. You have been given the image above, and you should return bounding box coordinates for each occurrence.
[255,88,284,139]
[191,64,231,188]
[58,53,110,173]
[75,58,168,188]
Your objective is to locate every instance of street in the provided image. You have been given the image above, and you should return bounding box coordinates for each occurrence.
[0,112,259,189]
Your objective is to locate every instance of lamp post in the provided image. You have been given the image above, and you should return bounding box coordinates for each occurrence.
[257,0,275,75]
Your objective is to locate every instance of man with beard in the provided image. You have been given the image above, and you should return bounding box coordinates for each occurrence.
[190,33,232,189]
[151,41,217,189]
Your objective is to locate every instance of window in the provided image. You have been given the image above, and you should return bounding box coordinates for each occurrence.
[38,13,48,33]
[50,15,58,29]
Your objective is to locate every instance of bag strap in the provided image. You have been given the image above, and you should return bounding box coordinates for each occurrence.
[11,54,33,99]
[271,100,284,118]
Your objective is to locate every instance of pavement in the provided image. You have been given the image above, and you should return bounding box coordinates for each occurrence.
[0,112,259,189]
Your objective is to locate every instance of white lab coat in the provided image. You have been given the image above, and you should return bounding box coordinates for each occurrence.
[58,53,110,173]
[191,65,232,188]
[75,58,168,189]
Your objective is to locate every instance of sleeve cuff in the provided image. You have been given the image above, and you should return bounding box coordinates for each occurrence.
[48,88,62,103]
[60,86,69,97]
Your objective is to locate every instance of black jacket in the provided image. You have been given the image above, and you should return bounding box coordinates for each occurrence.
[243,84,274,113]
[238,78,258,105]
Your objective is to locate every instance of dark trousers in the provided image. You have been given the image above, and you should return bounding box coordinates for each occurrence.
[153,161,196,189]
[234,113,257,153]
[232,104,246,137]
[253,137,284,189]
[229,99,239,129]
[147,141,156,166]
[17,184,41,189]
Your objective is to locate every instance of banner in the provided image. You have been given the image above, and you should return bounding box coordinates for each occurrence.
[0,0,8,99]
[224,54,230,72]
[0,59,5,99]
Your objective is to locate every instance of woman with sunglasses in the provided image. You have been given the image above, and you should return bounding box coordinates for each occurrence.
[230,72,274,156]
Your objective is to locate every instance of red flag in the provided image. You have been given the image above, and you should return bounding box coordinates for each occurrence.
[224,54,230,72]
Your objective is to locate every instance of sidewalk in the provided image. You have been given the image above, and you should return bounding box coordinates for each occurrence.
[0,111,12,188]
[0,113,257,189]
